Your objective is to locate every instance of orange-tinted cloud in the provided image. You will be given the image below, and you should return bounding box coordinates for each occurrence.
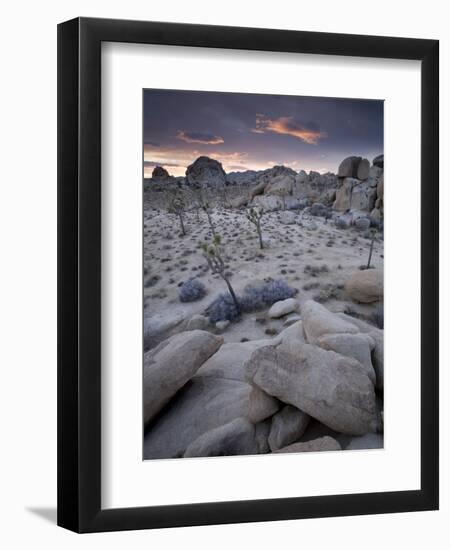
[253,114,327,145]
[176,130,224,145]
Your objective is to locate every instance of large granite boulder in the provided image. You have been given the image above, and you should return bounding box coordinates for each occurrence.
[152,166,169,179]
[143,330,223,425]
[301,300,359,344]
[185,156,226,187]
[246,340,378,435]
[336,313,384,390]
[338,156,362,178]
[184,417,270,457]
[268,405,310,451]
[345,269,383,303]
[196,339,277,383]
[333,177,359,211]
[251,194,283,211]
[274,436,342,453]
[373,154,384,169]
[316,332,376,385]
[357,158,370,180]
[144,376,279,459]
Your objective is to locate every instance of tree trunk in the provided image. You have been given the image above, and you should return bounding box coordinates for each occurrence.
[223,276,241,314]
[257,225,264,249]
[178,212,186,235]
[366,234,375,269]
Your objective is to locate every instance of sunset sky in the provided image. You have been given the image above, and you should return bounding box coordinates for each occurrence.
[143,89,383,178]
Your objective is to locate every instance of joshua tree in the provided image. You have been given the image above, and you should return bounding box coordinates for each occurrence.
[246,207,265,249]
[166,185,186,236]
[366,228,377,269]
[201,200,217,238]
[201,234,240,315]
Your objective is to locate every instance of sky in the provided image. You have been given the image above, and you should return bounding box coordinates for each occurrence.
[143,89,383,178]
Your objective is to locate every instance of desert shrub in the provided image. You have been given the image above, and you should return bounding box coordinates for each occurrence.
[179,278,207,302]
[205,293,241,323]
[261,279,297,303]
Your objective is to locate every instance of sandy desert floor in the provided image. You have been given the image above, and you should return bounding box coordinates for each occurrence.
[143,200,383,345]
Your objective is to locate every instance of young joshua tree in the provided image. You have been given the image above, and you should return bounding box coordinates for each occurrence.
[166,185,186,236]
[246,207,265,249]
[201,234,240,315]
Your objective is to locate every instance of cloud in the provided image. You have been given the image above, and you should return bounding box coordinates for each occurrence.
[176,130,224,145]
[253,114,327,145]
[144,160,181,168]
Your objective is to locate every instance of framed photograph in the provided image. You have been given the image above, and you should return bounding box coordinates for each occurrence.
[57,17,439,532]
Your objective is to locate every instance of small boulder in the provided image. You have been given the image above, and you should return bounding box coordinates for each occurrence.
[268,298,300,319]
[216,320,230,331]
[268,405,310,451]
[275,436,342,453]
[354,217,371,231]
[345,269,383,303]
[186,314,209,331]
[279,211,297,225]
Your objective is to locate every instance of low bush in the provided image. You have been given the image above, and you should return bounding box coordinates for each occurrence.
[179,278,207,302]
[205,278,297,322]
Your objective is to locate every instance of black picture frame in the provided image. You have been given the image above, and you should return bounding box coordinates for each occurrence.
[57,17,439,533]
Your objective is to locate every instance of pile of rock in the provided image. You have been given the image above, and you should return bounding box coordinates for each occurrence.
[333,154,384,216]
[185,156,227,188]
[143,296,383,459]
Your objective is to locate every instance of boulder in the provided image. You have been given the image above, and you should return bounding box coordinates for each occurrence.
[354,217,371,231]
[152,166,169,179]
[333,177,359,211]
[316,332,376,385]
[143,330,223,425]
[337,156,362,178]
[336,313,384,390]
[310,202,330,217]
[246,341,378,435]
[215,320,230,331]
[283,314,302,327]
[196,339,278,383]
[144,376,279,458]
[186,314,209,331]
[301,300,359,344]
[373,154,384,169]
[185,156,226,187]
[265,174,294,197]
[251,194,283,211]
[278,211,297,225]
[275,436,342,453]
[369,208,382,226]
[277,320,307,346]
[356,158,370,181]
[143,309,187,350]
[351,182,377,212]
[268,298,300,319]
[184,417,270,457]
[268,405,310,451]
[345,269,383,303]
